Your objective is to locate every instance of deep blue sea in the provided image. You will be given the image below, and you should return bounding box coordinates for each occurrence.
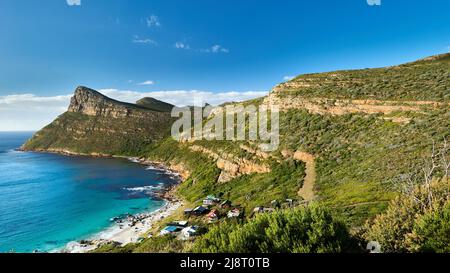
[0,132,177,253]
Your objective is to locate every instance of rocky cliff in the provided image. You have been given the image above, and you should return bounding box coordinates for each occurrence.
[22,86,175,156]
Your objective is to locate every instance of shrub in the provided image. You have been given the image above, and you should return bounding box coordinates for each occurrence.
[364,179,450,252]
[191,205,357,253]
[406,203,450,253]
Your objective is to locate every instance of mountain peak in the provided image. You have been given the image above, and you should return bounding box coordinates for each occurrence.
[68,86,142,118]
[68,86,112,115]
[73,86,107,99]
[136,97,174,112]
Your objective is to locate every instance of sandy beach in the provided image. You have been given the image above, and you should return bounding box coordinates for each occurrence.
[60,158,184,253]
[62,200,182,253]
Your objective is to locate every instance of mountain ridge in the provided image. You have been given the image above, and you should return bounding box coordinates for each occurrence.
[22,86,175,155]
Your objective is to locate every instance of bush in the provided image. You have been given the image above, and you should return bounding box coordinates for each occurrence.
[364,179,450,253]
[406,203,450,253]
[191,205,358,253]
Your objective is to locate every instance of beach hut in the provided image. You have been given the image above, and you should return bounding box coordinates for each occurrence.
[220,200,232,209]
[203,195,221,206]
[203,199,215,206]
[181,226,200,240]
[193,206,209,215]
[253,207,264,214]
[227,208,241,218]
[207,209,219,223]
[253,207,275,215]
[271,200,280,209]
[184,208,193,216]
[169,220,188,227]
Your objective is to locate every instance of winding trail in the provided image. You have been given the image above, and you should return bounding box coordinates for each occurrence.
[293,151,316,202]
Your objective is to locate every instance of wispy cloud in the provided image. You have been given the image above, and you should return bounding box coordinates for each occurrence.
[146,15,161,27]
[283,75,295,81]
[132,35,157,45]
[202,44,229,53]
[0,89,268,131]
[137,80,155,86]
[66,0,81,6]
[174,42,190,50]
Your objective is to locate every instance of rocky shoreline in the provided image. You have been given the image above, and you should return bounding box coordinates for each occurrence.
[18,148,186,253]
[61,200,182,253]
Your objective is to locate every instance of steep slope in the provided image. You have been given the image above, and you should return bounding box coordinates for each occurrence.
[21,54,450,227]
[272,52,450,101]
[142,54,449,225]
[22,86,174,156]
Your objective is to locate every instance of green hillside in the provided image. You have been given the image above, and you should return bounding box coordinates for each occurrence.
[22,86,174,156]
[277,53,450,101]
[136,97,175,112]
[22,54,450,253]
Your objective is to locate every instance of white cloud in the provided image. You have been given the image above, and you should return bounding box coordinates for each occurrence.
[0,94,72,131]
[174,42,190,50]
[0,89,268,131]
[99,89,267,107]
[137,80,155,86]
[202,45,229,53]
[66,0,81,6]
[132,35,157,45]
[283,75,295,81]
[146,15,161,27]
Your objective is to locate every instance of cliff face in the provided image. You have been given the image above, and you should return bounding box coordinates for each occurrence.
[68,86,130,118]
[22,86,175,156]
[68,86,174,118]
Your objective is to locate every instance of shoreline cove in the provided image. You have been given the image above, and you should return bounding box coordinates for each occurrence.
[19,149,186,253]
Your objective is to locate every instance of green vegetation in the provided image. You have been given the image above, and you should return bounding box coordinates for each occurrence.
[191,205,358,253]
[282,53,450,101]
[144,138,306,214]
[136,97,175,112]
[408,203,450,253]
[91,235,186,253]
[364,179,450,253]
[22,111,173,156]
[23,54,450,253]
[95,205,360,253]
[279,108,449,225]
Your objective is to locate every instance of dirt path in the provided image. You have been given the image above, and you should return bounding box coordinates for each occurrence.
[293,151,316,202]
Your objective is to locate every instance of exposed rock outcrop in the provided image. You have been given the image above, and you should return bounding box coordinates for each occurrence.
[189,145,270,183]
[22,86,174,155]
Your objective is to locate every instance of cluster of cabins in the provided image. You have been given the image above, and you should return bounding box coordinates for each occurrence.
[184,195,243,223]
[159,195,242,239]
[159,220,201,240]
[159,195,300,239]
[252,198,298,215]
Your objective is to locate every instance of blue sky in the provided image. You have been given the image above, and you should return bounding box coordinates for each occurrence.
[0,0,449,130]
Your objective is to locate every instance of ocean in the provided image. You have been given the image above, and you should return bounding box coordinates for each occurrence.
[0,132,177,253]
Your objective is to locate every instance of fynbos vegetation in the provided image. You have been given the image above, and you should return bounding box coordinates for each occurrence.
[23,54,450,253]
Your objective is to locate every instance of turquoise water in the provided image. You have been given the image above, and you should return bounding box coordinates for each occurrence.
[0,132,177,253]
